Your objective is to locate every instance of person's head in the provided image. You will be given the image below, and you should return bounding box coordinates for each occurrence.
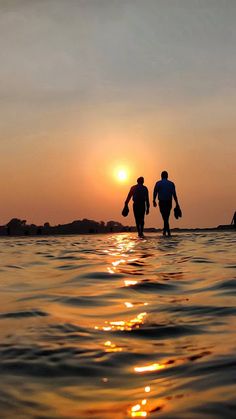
[137,176,144,185]
[161,171,168,179]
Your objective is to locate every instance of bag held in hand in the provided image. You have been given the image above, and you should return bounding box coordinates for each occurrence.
[122,204,129,217]
[174,204,182,219]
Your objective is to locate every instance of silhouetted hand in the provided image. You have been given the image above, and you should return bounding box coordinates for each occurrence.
[146,208,149,215]
[153,201,157,207]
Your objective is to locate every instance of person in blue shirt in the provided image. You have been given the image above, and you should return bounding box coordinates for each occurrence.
[153,171,179,236]
[125,177,150,238]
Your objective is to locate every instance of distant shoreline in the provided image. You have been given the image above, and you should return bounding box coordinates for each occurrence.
[0,217,235,237]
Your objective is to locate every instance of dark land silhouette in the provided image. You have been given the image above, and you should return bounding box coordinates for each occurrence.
[0,218,128,236]
[0,217,234,237]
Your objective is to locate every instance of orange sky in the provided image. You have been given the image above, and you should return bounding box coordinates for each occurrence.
[0,1,235,228]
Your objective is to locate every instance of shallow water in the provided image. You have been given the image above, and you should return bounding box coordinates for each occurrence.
[0,231,235,419]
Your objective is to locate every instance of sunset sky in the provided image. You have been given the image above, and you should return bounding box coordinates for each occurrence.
[0,0,235,228]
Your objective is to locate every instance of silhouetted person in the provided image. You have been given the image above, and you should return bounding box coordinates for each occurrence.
[125,177,150,238]
[153,171,179,236]
[231,211,236,227]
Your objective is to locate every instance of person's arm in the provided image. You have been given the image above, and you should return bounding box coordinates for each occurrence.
[125,186,134,206]
[146,188,150,214]
[173,184,179,206]
[153,183,158,207]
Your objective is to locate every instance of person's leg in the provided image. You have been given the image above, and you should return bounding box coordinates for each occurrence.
[139,203,146,237]
[164,201,172,236]
[163,213,170,235]
[159,201,172,236]
[159,201,166,235]
[134,203,146,237]
[133,204,141,236]
[139,219,144,237]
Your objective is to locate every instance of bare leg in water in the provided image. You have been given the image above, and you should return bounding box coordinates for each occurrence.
[133,203,145,238]
[159,201,172,236]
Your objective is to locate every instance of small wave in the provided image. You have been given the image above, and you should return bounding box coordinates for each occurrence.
[127,279,179,292]
[56,264,80,270]
[192,257,214,264]
[119,322,204,339]
[211,279,236,293]
[166,304,236,317]
[0,309,48,319]
[80,271,124,279]
[54,295,114,307]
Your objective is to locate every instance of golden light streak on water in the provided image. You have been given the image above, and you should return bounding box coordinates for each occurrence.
[130,402,148,417]
[96,312,147,331]
[104,341,122,352]
[124,280,138,287]
[112,259,126,267]
[125,302,147,308]
[128,385,152,418]
[131,404,141,412]
[134,363,165,373]
[110,321,125,326]
[125,302,134,308]
[113,234,136,255]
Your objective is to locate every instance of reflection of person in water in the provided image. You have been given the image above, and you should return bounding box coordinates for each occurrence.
[231,211,236,227]
[153,171,179,237]
[125,177,150,238]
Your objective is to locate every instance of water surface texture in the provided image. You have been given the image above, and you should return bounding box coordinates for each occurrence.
[0,232,236,418]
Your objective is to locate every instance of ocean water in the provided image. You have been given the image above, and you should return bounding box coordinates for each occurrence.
[0,231,235,419]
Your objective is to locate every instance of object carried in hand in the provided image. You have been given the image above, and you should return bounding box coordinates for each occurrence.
[174,204,182,219]
[122,204,129,217]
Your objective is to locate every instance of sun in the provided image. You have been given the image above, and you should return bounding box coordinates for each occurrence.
[115,168,128,183]
[117,169,127,181]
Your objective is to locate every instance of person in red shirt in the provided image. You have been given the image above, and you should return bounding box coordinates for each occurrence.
[125,177,150,238]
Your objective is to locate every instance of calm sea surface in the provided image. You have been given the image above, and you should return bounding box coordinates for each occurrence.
[0,232,236,419]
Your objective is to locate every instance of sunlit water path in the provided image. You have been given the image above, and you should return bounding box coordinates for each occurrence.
[0,232,235,418]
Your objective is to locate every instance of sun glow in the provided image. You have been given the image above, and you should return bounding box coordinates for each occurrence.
[115,168,128,182]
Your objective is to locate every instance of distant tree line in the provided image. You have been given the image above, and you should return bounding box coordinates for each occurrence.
[0,218,133,236]
[0,218,234,237]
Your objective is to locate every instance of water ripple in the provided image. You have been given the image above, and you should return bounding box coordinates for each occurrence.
[0,231,235,418]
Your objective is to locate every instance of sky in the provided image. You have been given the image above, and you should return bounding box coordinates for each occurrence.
[0,0,235,228]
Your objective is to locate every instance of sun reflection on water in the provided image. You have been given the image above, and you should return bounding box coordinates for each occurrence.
[104,234,137,258]
[128,386,152,417]
[104,235,156,417]
[104,340,122,352]
[95,312,147,332]
[134,363,165,373]
[124,280,138,287]
[124,302,134,308]
[125,302,148,308]
[112,259,126,267]
[131,408,147,417]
